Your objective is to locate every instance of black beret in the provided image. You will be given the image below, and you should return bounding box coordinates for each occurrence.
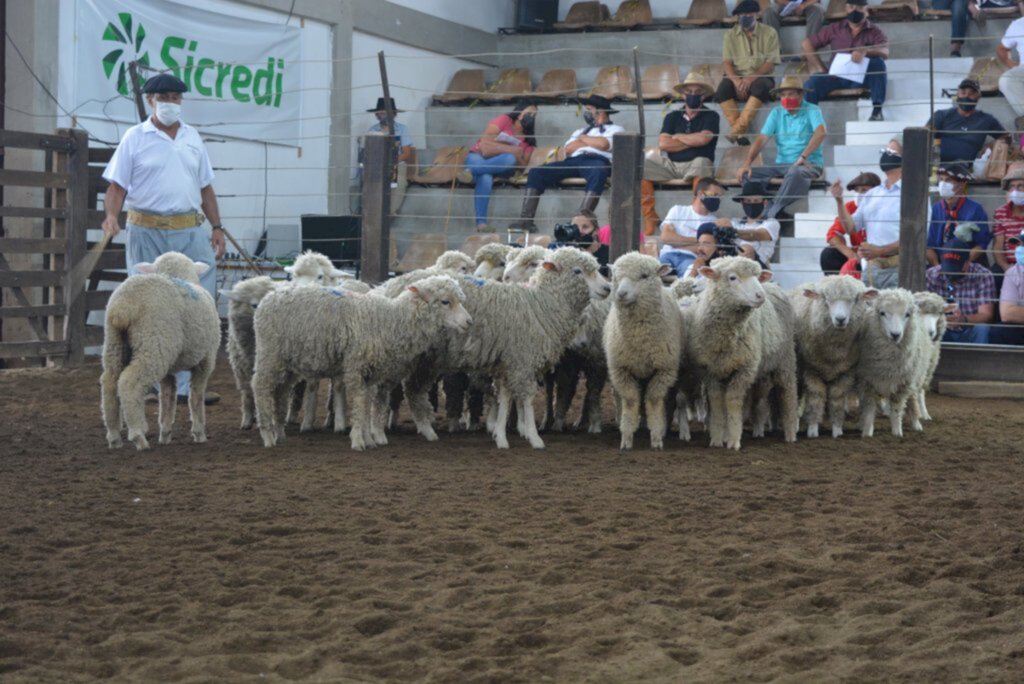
[733,0,762,14]
[142,74,188,94]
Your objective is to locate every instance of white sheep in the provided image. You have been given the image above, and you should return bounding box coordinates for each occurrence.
[911,291,951,421]
[252,276,471,451]
[857,288,930,437]
[502,245,549,284]
[603,254,683,450]
[691,256,797,449]
[790,276,878,438]
[543,297,611,434]
[473,243,515,281]
[100,252,220,451]
[375,250,475,298]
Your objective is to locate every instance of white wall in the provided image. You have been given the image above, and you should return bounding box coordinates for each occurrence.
[386,0,514,33]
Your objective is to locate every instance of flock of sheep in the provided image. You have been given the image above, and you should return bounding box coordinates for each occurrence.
[100,243,949,452]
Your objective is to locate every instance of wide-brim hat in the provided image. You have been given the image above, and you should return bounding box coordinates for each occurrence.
[732,0,762,14]
[674,71,716,98]
[143,73,188,94]
[1001,165,1024,189]
[367,97,403,113]
[940,237,970,275]
[733,179,771,202]
[846,171,882,191]
[937,163,974,182]
[771,75,806,97]
[576,94,620,114]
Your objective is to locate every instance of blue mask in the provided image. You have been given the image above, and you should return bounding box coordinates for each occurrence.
[1015,245,1024,264]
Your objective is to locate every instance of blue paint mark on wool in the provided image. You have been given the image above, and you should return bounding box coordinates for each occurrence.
[169,277,200,300]
[461,276,486,287]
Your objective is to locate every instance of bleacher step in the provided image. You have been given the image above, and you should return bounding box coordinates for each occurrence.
[794,213,835,239]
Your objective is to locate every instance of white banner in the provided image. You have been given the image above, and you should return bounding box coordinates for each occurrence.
[75,0,302,144]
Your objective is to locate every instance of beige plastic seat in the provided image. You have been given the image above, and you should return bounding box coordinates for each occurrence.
[479,68,532,103]
[626,64,681,101]
[583,65,633,101]
[460,233,500,257]
[824,0,847,20]
[510,146,564,187]
[554,1,611,30]
[433,69,486,105]
[597,0,653,29]
[690,63,725,90]
[534,69,578,102]
[408,147,468,186]
[528,235,553,247]
[678,0,727,26]
[871,0,919,21]
[715,147,764,187]
[970,57,1008,96]
[395,234,448,273]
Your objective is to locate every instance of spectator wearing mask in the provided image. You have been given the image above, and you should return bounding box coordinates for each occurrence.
[509,95,623,233]
[361,97,416,213]
[997,4,1024,129]
[660,177,727,278]
[718,0,781,146]
[926,237,996,344]
[736,76,827,221]
[801,0,889,122]
[821,171,880,274]
[926,164,990,267]
[926,78,1009,164]
[991,229,1024,344]
[762,0,824,40]
[729,179,781,267]
[992,167,1024,275]
[641,71,720,237]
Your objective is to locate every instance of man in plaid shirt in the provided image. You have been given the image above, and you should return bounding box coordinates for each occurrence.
[925,237,995,344]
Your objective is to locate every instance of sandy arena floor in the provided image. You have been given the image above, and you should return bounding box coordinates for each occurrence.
[1,359,1023,682]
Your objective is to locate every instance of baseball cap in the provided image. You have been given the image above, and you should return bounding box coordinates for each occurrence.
[939,237,970,276]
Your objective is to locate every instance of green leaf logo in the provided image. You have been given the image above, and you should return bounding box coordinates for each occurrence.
[101,12,150,96]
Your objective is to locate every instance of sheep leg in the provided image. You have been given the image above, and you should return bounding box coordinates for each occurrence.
[370,384,390,446]
[286,380,305,425]
[917,389,931,421]
[610,367,642,451]
[583,368,606,434]
[299,379,319,433]
[675,389,692,442]
[906,390,924,432]
[776,370,799,444]
[253,361,283,448]
[188,358,213,444]
[158,374,177,445]
[644,369,677,450]
[860,392,877,438]
[541,371,555,432]
[891,392,910,437]
[272,374,296,444]
[233,362,256,430]
[117,358,152,451]
[492,383,512,450]
[827,375,854,439]
[443,372,467,433]
[803,374,827,439]
[344,370,370,452]
[706,381,726,448]
[330,377,348,433]
[724,377,750,451]
[388,385,404,430]
[750,379,771,439]
[553,361,579,433]
[100,354,124,449]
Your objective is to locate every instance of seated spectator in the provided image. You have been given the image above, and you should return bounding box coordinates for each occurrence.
[728,179,781,267]
[992,167,1024,275]
[641,71,720,237]
[718,0,780,145]
[762,0,824,40]
[821,171,880,274]
[660,177,726,277]
[926,164,990,266]
[991,229,1024,344]
[801,0,888,122]
[934,0,990,57]
[549,209,609,267]
[510,95,624,233]
[997,4,1024,130]
[684,222,753,280]
[736,75,827,221]
[359,97,415,213]
[464,99,537,233]
[926,78,1009,164]
[926,237,996,344]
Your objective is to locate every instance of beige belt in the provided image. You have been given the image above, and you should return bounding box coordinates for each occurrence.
[127,210,204,230]
[869,255,900,270]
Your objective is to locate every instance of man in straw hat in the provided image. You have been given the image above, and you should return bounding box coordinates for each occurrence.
[509,95,624,233]
[992,165,1024,275]
[360,97,415,213]
[736,75,826,222]
[640,71,720,236]
[717,0,780,146]
[926,163,990,267]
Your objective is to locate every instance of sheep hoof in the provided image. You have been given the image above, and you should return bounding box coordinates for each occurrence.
[806,424,819,439]
[910,420,923,432]
[259,429,277,447]
[495,435,510,449]
[619,436,633,451]
[588,423,602,435]
[678,429,691,442]
[891,427,903,438]
[751,427,765,439]
[129,433,150,451]
[106,434,123,449]
[710,439,723,448]
[651,438,664,450]
[529,437,546,450]
[861,427,874,438]
[551,419,564,433]
[832,425,844,439]
[191,431,206,444]
[240,419,253,430]
[447,419,460,433]
[159,431,172,445]
[419,426,439,442]
[299,423,314,433]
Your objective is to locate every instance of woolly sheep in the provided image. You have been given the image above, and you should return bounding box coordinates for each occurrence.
[790,276,878,438]
[543,297,611,434]
[100,252,220,451]
[912,291,951,421]
[857,288,930,437]
[691,256,798,449]
[375,250,474,298]
[502,245,549,284]
[252,276,471,451]
[473,243,515,281]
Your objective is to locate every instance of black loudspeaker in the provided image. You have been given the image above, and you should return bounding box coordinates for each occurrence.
[300,215,361,268]
[515,0,559,32]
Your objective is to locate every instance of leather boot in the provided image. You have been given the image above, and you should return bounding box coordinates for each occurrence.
[719,98,741,143]
[578,191,601,214]
[509,187,541,233]
[641,180,660,236]
[733,96,764,143]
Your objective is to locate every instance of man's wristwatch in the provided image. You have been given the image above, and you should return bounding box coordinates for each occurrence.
[212,224,224,230]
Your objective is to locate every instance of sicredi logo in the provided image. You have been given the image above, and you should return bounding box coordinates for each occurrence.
[101,11,286,107]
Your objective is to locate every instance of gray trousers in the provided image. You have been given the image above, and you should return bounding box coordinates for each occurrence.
[761,2,824,39]
[748,164,823,218]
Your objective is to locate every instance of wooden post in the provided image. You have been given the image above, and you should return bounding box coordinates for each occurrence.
[609,132,642,262]
[62,129,90,366]
[899,126,930,291]
[632,47,646,140]
[360,133,393,284]
[128,62,147,122]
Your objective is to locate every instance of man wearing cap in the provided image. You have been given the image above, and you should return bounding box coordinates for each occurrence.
[718,0,780,146]
[510,95,624,232]
[361,97,415,213]
[992,167,1024,275]
[102,73,225,405]
[729,179,782,266]
[925,237,995,344]
[992,229,1024,344]
[997,7,1024,129]
[926,79,1009,165]
[762,0,824,40]
[821,171,880,274]
[801,0,889,122]
[640,72,720,236]
[926,164,990,267]
[736,76,826,221]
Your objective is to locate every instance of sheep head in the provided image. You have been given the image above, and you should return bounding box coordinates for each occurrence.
[220,276,278,309]
[913,291,953,342]
[434,250,475,276]
[537,247,610,300]
[699,256,770,310]
[473,243,513,281]
[503,245,548,284]
[135,251,208,283]
[803,275,878,330]
[609,252,672,307]
[406,275,472,333]
[869,288,917,344]
[285,250,347,287]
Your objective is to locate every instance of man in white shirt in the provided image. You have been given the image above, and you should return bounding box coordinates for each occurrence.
[730,179,782,266]
[101,73,226,404]
[997,9,1024,126]
[835,136,903,288]
[659,177,726,277]
[510,95,624,232]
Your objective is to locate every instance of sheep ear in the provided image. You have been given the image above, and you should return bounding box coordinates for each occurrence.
[863,289,880,301]
[193,261,211,276]
[283,265,295,274]
[219,289,244,302]
[803,288,820,299]
[330,268,352,279]
[134,262,156,274]
[408,285,431,302]
[542,261,560,272]
[698,266,717,280]
[758,270,773,283]
[657,264,674,278]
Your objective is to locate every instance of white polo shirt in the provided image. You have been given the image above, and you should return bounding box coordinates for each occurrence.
[732,217,781,264]
[660,203,716,258]
[1002,17,1024,63]
[852,178,902,246]
[103,118,215,215]
[564,123,625,161]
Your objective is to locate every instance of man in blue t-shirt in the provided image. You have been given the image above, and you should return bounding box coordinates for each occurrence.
[926,78,1009,164]
[926,163,991,266]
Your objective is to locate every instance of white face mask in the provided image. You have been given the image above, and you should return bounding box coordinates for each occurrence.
[154,101,181,127]
[854,192,866,204]
[1010,189,1024,206]
[937,180,956,199]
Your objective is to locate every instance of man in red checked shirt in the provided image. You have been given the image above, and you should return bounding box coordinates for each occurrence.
[820,171,881,275]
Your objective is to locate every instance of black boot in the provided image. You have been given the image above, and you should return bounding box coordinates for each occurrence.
[578,191,601,214]
[509,188,541,233]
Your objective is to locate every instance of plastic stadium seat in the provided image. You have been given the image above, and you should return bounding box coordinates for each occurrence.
[690,63,725,90]
[970,58,1008,96]
[824,0,847,20]
[626,64,681,101]
[677,0,727,26]
[433,69,486,105]
[716,147,764,187]
[554,1,611,30]
[583,65,634,100]
[871,0,920,21]
[460,233,500,257]
[395,233,448,273]
[597,0,653,29]
[408,147,469,186]
[510,146,565,187]
[534,69,578,102]
[479,68,533,104]
[528,235,553,247]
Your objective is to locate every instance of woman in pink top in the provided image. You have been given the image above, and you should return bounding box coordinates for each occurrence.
[464,99,537,232]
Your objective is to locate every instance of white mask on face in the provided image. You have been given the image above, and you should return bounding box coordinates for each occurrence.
[854,192,866,204]
[1010,189,1024,206]
[154,101,181,127]
[938,180,956,199]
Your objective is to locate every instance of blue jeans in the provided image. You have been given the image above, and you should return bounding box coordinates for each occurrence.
[943,324,991,344]
[659,250,697,279]
[803,57,887,105]
[933,0,968,43]
[126,223,217,397]
[526,155,611,194]
[465,151,518,227]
